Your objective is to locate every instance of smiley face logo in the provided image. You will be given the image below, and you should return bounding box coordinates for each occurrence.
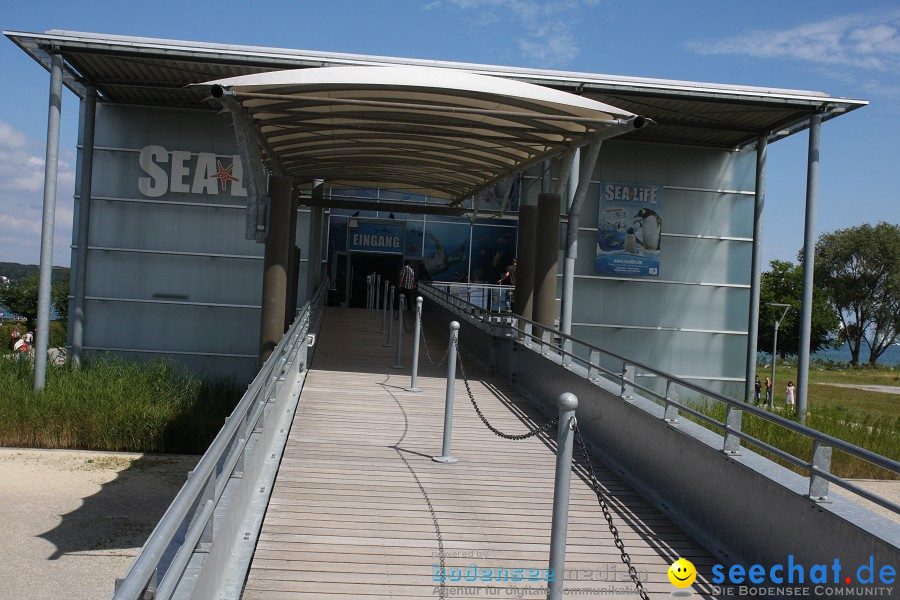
[668,558,697,588]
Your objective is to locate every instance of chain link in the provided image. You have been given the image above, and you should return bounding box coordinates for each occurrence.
[455,337,559,440]
[418,310,449,366]
[573,425,650,600]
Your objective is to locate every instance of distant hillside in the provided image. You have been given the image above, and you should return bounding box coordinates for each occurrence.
[0,262,69,285]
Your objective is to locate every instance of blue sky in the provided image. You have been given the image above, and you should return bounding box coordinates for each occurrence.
[1,0,898,268]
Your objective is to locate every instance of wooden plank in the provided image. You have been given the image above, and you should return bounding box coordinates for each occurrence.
[241,307,718,599]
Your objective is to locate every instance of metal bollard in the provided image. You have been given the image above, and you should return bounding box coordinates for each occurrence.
[384,286,395,347]
[381,281,388,333]
[432,321,460,464]
[405,296,423,392]
[547,392,578,600]
[392,295,405,369]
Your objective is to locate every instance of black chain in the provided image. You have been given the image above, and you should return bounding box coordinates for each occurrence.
[573,425,650,600]
[418,310,449,366]
[454,337,559,440]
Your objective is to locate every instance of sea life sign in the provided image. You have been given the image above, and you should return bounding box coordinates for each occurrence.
[595,182,663,276]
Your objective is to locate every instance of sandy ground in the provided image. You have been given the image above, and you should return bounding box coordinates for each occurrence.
[0,448,197,600]
[833,479,900,524]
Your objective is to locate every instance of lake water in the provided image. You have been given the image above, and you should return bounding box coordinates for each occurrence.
[810,342,900,366]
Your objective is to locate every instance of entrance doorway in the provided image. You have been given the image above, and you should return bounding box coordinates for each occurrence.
[347,253,403,308]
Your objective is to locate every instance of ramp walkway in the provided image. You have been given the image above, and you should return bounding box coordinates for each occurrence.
[240,307,716,599]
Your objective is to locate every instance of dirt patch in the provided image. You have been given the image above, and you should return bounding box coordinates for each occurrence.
[0,448,197,600]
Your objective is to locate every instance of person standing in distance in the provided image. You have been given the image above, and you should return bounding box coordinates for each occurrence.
[499,258,517,286]
[753,376,762,405]
[398,260,416,311]
[785,381,796,412]
[498,258,517,312]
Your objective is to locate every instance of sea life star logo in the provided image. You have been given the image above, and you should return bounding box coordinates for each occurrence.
[212,159,239,190]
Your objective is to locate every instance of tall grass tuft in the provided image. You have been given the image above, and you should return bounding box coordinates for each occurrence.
[681,400,899,480]
[0,355,243,454]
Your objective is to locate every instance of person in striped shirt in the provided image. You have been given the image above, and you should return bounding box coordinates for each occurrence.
[398,260,416,311]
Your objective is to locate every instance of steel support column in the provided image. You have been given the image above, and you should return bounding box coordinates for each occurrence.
[71,85,98,368]
[565,147,580,211]
[533,193,561,333]
[797,114,821,425]
[217,94,269,243]
[258,175,293,366]
[33,54,64,390]
[560,142,601,338]
[306,180,324,301]
[744,136,767,402]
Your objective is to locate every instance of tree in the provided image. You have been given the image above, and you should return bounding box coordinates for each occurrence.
[0,274,39,331]
[51,270,70,323]
[814,222,900,366]
[758,260,841,358]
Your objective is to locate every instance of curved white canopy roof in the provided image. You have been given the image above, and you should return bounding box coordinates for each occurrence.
[199,66,638,202]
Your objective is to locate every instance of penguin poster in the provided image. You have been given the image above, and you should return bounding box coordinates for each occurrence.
[596,182,663,276]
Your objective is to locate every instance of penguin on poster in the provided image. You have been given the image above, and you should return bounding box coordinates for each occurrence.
[633,208,662,251]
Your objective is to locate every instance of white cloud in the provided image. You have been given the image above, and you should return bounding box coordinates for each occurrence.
[686,11,900,72]
[0,121,28,149]
[0,123,76,266]
[429,0,600,65]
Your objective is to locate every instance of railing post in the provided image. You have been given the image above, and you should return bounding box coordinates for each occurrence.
[664,380,679,424]
[406,296,423,392]
[508,331,518,385]
[620,363,634,401]
[433,321,460,464]
[381,280,388,333]
[588,349,600,381]
[541,329,552,355]
[723,407,742,455]
[392,295,405,369]
[384,286,395,347]
[562,338,573,368]
[548,392,578,600]
[808,441,833,502]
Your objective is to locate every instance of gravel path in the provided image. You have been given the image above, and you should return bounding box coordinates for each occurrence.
[819,382,900,395]
[0,448,197,600]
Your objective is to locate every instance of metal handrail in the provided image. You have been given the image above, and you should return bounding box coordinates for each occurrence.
[418,282,900,515]
[430,281,514,314]
[112,281,329,600]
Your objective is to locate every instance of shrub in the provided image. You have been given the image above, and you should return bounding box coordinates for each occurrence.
[0,355,243,454]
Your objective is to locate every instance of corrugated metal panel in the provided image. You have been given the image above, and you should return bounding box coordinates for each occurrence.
[6,29,867,150]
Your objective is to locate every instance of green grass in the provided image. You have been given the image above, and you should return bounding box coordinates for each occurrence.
[757,363,899,419]
[0,355,243,454]
[682,399,899,480]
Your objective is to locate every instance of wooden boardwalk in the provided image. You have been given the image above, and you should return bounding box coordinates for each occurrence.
[242,307,717,599]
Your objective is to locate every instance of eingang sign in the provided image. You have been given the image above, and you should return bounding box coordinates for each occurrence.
[348,221,404,254]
